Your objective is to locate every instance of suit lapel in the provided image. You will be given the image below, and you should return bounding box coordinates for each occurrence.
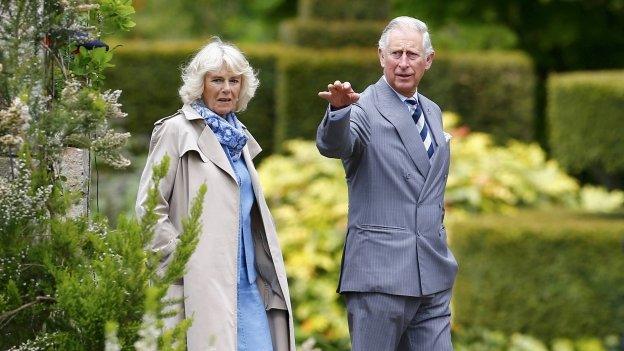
[418,95,449,201]
[373,78,431,177]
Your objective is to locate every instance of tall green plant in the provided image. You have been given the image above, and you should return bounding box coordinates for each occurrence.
[0,0,205,349]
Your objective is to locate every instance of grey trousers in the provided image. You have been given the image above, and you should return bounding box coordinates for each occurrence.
[344,289,453,351]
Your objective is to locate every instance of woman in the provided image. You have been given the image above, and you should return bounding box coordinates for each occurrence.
[136,38,294,351]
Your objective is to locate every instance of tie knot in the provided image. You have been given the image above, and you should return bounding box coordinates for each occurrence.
[405,98,417,106]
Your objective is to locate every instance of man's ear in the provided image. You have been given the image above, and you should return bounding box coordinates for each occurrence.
[378,48,385,68]
[425,51,435,70]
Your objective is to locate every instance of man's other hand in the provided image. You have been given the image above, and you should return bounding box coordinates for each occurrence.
[318,80,360,109]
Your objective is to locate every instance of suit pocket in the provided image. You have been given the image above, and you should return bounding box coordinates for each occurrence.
[357,224,407,233]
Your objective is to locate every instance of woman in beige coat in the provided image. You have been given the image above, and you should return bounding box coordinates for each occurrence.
[136,38,294,351]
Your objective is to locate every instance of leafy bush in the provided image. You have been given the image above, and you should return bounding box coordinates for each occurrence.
[298,0,389,20]
[454,328,621,351]
[450,210,624,342]
[259,140,350,347]
[547,71,624,184]
[433,23,519,51]
[279,20,386,48]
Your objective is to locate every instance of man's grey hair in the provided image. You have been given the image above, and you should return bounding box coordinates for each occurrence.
[378,16,434,56]
[179,37,259,112]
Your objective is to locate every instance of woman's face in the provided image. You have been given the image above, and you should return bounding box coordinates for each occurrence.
[202,67,242,116]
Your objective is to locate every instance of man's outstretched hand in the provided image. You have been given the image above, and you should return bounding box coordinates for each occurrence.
[318,80,360,109]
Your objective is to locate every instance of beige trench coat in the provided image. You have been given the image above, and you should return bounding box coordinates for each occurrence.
[136,104,295,350]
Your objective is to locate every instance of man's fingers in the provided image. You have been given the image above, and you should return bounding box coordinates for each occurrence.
[318,91,331,100]
[348,92,360,102]
[343,82,352,91]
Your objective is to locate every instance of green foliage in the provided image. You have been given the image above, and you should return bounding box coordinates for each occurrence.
[125,0,296,41]
[449,210,624,342]
[279,19,386,48]
[99,0,137,33]
[298,0,389,20]
[1,155,206,349]
[454,328,620,351]
[433,23,518,51]
[391,0,624,73]
[421,51,535,141]
[547,71,624,182]
[443,112,579,213]
[70,46,115,87]
[258,140,350,346]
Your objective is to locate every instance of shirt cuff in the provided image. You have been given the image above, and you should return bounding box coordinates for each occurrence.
[328,104,351,121]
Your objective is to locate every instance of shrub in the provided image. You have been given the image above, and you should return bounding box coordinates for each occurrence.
[279,20,386,48]
[547,71,624,177]
[298,0,389,20]
[449,210,624,341]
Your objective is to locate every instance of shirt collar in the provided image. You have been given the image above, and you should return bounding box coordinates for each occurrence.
[382,75,418,103]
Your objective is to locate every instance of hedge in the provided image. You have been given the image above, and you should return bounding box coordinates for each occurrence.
[104,40,283,157]
[548,71,624,175]
[279,20,386,48]
[277,49,535,144]
[298,0,389,20]
[449,209,624,341]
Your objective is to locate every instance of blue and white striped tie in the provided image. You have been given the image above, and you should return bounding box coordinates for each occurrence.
[406,99,434,159]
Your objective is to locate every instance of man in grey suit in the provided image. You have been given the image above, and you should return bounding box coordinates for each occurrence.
[316,16,458,350]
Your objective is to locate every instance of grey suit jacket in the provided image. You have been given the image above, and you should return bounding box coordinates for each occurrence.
[316,77,458,297]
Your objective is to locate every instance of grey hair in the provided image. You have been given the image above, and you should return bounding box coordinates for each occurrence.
[179,37,259,112]
[378,16,434,56]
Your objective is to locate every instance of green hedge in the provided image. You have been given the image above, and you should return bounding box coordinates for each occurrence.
[105,40,282,156]
[449,210,624,341]
[275,49,380,146]
[298,0,389,20]
[277,49,535,144]
[279,19,386,48]
[548,71,624,174]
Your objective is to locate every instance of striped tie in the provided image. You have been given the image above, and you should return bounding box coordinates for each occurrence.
[406,99,434,159]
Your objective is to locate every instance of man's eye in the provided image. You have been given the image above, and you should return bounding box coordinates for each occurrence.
[407,52,419,60]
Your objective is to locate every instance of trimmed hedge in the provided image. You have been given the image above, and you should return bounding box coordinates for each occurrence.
[449,210,624,341]
[298,0,389,20]
[275,49,380,146]
[277,49,535,144]
[279,19,386,48]
[548,71,624,174]
[104,40,282,156]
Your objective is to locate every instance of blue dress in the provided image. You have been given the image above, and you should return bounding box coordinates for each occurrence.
[223,125,274,351]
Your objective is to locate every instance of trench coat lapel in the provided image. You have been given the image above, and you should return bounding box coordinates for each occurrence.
[181,104,236,181]
[373,78,431,178]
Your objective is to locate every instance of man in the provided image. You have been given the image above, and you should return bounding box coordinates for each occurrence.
[316,16,458,350]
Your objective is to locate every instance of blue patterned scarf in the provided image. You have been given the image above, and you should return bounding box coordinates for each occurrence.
[191,100,248,161]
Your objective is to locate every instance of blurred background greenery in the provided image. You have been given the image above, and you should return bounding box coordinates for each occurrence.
[96,0,624,350]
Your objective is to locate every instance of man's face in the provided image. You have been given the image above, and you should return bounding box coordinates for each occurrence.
[378,29,434,97]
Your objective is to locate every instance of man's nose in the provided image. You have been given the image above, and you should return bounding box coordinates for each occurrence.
[398,52,410,68]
